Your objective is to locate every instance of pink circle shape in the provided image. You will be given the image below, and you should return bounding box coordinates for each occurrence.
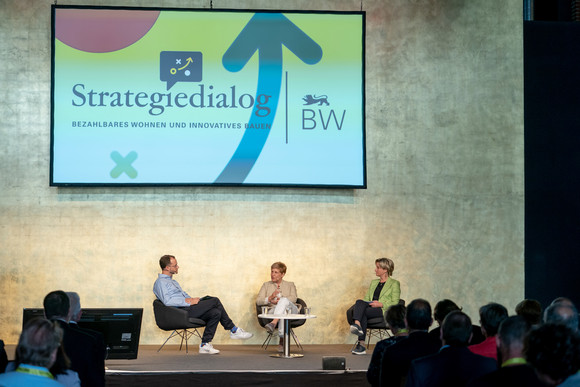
[55,9,160,53]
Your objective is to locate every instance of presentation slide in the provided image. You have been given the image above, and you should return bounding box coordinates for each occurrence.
[51,6,366,187]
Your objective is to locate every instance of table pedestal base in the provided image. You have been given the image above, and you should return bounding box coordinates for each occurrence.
[257,312,315,359]
[270,353,304,359]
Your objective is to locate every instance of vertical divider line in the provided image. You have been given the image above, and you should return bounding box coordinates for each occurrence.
[285,71,289,144]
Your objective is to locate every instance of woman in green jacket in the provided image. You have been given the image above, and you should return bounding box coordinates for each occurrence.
[349,257,401,355]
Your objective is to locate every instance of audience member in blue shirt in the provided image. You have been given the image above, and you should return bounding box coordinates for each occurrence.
[0,318,63,386]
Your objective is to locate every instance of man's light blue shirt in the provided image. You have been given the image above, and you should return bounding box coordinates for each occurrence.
[153,274,191,307]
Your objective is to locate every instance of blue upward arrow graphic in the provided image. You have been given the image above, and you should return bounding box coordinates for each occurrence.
[214,13,322,184]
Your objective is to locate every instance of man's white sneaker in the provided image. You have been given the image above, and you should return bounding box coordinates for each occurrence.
[230,327,253,340]
[199,343,220,354]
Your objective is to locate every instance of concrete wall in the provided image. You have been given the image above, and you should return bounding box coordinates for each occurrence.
[0,0,523,345]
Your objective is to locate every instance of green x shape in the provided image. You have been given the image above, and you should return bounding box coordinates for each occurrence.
[110,151,138,179]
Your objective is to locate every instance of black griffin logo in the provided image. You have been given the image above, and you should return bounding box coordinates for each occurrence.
[302,94,330,106]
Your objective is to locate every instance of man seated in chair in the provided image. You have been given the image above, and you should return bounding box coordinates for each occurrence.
[256,262,298,351]
[153,254,253,354]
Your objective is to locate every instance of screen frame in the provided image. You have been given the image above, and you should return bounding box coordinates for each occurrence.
[22,307,144,360]
[50,5,366,189]
[78,307,143,360]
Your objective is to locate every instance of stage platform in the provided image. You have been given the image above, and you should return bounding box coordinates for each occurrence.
[6,344,373,386]
[106,344,370,386]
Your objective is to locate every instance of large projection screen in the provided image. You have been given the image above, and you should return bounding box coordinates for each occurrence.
[50,6,366,187]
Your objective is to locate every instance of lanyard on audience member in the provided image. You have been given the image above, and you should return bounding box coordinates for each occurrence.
[16,365,54,379]
[501,357,526,367]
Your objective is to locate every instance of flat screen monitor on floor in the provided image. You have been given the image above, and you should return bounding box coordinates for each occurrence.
[79,308,143,360]
[22,308,45,327]
[22,308,143,360]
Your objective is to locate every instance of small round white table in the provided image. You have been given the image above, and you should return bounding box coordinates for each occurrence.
[258,313,316,358]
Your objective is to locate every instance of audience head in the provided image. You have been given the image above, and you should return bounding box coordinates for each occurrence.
[479,302,508,337]
[271,261,287,275]
[43,290,71,321]
[66,292,82,322]
[159,254,175,270]
[385,304,406,333]
[433,299,460,325]
[405,299,432,331]
[544,303,579,332]
[525,323,580,386]
[16,318,63,369]
[496,315,530,359]
[441,310,472,346]
[375,258,394,276]
[515,299,543,326]
[550,297,575,308]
